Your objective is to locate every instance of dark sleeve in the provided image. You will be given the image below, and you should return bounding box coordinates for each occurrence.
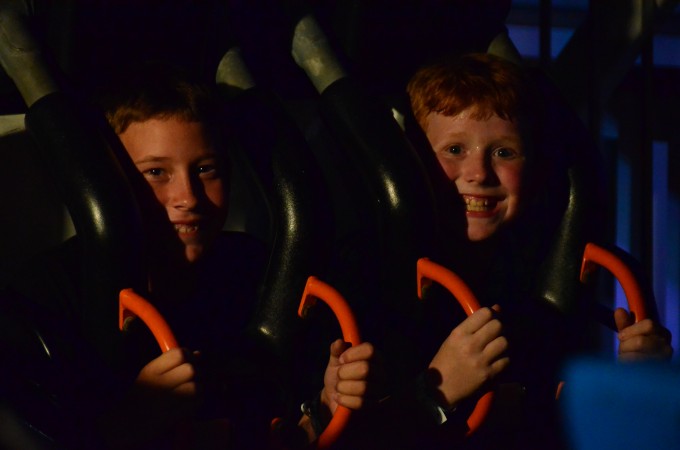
[330,371,468,450]
[0,238,130,449]
[6,237,84,323]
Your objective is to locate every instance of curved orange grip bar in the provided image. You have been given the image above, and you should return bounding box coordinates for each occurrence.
[416,258,493,436]
[580,243,648,322]
[119,288,179,352]
[298,276,361,449]
[119,289,193,450]
[416,258,482,313]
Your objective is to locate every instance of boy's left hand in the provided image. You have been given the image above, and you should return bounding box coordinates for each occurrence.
[614,308,673,361]
[321,340,378,414]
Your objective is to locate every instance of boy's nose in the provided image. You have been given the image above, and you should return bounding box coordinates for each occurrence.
[462,152,490,184]
[171,175,199,210]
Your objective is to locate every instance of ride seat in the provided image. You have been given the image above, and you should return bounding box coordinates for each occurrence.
[0,128,75,288]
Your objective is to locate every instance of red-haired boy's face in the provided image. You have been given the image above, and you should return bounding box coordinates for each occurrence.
[119,117,228,265]
[425,107,526,241]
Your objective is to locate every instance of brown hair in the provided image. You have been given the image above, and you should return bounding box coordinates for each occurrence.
[407,53,536,132]
[97,62,223,137]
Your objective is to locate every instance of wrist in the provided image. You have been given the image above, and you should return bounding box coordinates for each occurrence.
[301,391,331,438]
[319,387,334,414]
[414,372,457,426]
[423,368,459,411]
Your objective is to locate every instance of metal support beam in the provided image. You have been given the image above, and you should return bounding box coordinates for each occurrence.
[550,0,679,123]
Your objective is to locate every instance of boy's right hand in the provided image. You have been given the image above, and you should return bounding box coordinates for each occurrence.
[428,305,509,409]
[100,348,201,449]
[136,347,200,400]
[321,340,378,414]
[131,347,201,424]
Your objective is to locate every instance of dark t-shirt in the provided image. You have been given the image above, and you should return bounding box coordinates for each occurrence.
[331,234,595,450]
[1,231,271,449]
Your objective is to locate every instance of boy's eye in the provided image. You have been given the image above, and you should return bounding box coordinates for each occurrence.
[143,168,165,177]
[139,166,170,182]
[197,164,219,178]
[493,147,521,159]
[446,145,463,155]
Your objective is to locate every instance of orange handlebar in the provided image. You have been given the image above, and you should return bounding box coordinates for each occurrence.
[416,257,493,436]
[118,289,194,449]
[298,276,362,347]
[416,258,482,314]
[119,288,179,352]
[298,276,361,449]
[580,243,648,322]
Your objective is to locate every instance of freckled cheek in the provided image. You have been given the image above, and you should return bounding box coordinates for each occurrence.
[135,186,174,231]
[499,164,524,192]
[436,156,461,181]
[205,181,229,214]
[208,187,229,232]
[139,184,171,212]
[498,165,525,217]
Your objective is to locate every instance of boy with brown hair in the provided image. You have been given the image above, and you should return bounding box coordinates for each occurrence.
[6,62,376,449]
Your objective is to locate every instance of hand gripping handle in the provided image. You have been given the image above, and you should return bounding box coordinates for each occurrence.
[416,258,494,436]
[119,288,179,351]
[298,276,361,449]
[580,243,648,322]
[119,289,197,449]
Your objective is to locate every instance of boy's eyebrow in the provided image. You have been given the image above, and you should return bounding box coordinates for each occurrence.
[433,130,521,142]
[431,133,524,151]
[133,154,221,165]
[430,129,467,142]
[133,155,172,164]
[491,135,523,145]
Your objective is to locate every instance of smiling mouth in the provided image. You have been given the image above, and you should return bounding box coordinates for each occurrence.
[174,223,199,234]
[462,195,498,213]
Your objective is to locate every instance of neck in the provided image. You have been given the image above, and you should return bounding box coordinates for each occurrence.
[440,232,506,290]
[147,256,198,306]
[462,238,499,283]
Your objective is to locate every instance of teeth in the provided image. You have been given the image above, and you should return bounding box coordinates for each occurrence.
[464,197,491,212]
[174,224,199,234]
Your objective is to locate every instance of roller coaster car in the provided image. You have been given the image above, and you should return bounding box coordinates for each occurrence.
[0,2,669,449]
[0,289,123,449]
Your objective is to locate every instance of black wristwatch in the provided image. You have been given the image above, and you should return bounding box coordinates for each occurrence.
[301,391,329,437]
[413,372,459,425]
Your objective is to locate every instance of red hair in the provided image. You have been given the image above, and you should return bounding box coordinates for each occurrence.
[407,53,535,131]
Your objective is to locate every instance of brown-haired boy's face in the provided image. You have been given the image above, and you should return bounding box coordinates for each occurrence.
[119,117,228,265]
[425,107,526,241]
